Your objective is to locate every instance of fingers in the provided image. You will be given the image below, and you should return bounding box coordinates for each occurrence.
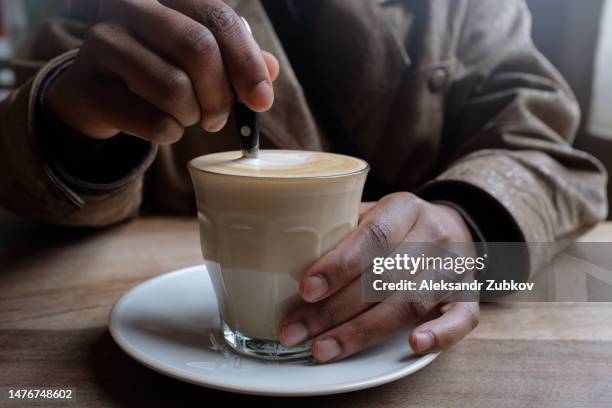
[280,285,479,362]
[300,193,423,303]
[82,22,200,128]
[97,0,278,132]
[262,51,280,82]
[358,202,377,221]
[309,295,437,363]
[306,300,478,363]
[84,80,184,144]
[279,278,374,347]
[409,302,479,354]
[100,0,234,132]
[161,0,274,112]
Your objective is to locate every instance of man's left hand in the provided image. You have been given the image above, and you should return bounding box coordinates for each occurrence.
[278,192,480,363]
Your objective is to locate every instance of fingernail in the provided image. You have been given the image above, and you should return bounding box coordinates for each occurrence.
[314,338,341,362]
[203,114,228,133]
[302,276,328,302]
[414,331,435,353]
[280,322,308,347]
[248,80,274,111]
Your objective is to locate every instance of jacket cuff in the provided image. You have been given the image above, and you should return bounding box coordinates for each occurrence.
[417,180,525,242]
[0,50,151,226]
[36,56,156,193]
[417,178,530,283]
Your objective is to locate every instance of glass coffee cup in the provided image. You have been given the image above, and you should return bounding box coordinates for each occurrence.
[189,150,369,360]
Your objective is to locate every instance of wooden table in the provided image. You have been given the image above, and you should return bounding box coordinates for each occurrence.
[1,212,611,407]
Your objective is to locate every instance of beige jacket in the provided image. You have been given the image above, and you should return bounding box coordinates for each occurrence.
[0,0,607,274]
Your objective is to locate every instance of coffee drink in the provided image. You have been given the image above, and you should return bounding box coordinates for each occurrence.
[189,150,368,359]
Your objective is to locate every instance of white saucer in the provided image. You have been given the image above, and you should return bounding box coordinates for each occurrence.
[108,265,439,396]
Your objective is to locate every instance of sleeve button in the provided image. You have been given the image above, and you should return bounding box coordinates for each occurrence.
[428,67,450,92]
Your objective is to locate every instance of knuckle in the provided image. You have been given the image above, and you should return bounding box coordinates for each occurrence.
[428,330,440,348]
[463,304,480,330]
[347,321,372,348]
[429,219,452,244]
[382,192,422,210]
[439,326,459,349]
[234,50,261,72]
[203,93,234,117]
[100,0,145,21]
[121,0,143,8]
[364,221,393,252]
[181,26,217,59]
[102,0,141,14]
[160,70,193,103]
[398,301,428,322]
[84,22,125,55]
[85,22,114,45]
[336,251,362,282]
[149,116,182,143]
[385,191,416,205]
[315,306,336,330]
[201,4,241,36]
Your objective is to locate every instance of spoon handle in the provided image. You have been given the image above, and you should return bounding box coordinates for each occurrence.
[233,16,259,159]
[233,101,260,158]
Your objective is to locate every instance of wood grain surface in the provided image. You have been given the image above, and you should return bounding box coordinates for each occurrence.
[1,211,611,407]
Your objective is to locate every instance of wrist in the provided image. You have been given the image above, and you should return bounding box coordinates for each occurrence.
[430,202,476,243]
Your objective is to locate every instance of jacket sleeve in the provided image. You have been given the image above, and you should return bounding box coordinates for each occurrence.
[419,0,608,277]
[0,18,156,227]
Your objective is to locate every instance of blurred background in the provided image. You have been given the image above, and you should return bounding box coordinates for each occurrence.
[0,0,65,97]
[0,0,610,215]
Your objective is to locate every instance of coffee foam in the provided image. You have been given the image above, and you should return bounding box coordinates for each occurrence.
[190,150,368,178]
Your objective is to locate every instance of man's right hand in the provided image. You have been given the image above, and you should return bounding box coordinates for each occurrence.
[45,0,280,144]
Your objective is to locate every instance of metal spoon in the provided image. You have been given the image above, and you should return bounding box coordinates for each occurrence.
[233,17,259,159]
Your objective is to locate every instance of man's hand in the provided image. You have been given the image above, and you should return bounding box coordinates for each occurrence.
[45,0,279,143]
[278,192,480,363]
